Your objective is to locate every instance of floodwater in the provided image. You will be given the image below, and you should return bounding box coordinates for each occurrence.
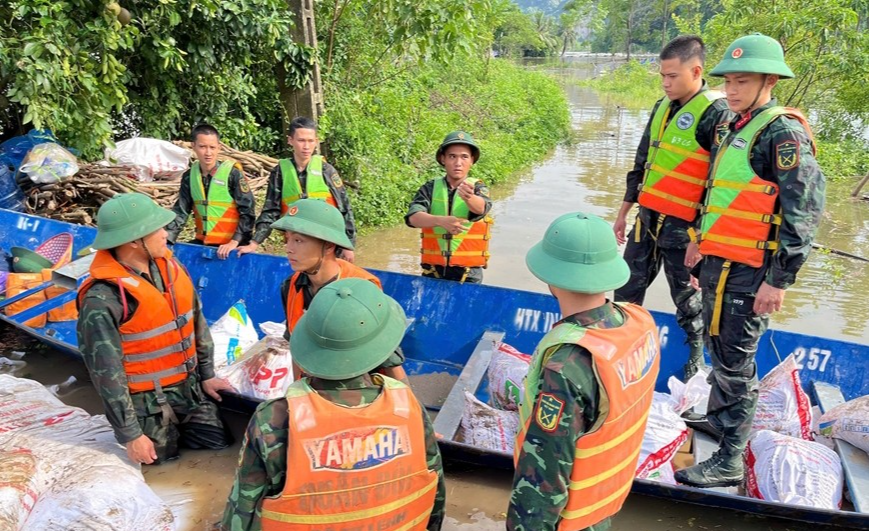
[5,57,866,530]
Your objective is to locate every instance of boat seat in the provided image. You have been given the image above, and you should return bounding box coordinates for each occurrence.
[813,381,869,513]
[432,330,505,442]
[691,431,740,495]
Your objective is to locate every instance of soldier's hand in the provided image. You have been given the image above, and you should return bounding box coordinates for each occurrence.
[457,180,474,201]
[217,240,239,259]
[126,434,158,465]
[689,275,700,291]
[753,282,785,315]
[440,216,464,236]
[236,242,259,256]
[613,216,627,245]
[684,242,702,268]
[202,377,236,402]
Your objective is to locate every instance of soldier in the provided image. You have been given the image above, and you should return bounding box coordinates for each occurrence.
[77,193,234,465]
[272,199,407,382]
[406,131,493,284]
[612,35,733,380]
[221,278,445,531]
[674,34,826,488]
[509,212,660,531]
[167,123,256,259]
[236,116,357,262]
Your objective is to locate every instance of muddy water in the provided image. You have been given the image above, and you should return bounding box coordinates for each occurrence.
[5,59,865,530]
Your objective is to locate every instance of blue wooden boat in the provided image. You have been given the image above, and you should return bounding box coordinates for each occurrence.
[1,208,868,529]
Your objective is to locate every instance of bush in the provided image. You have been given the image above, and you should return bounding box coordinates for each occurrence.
[321,58,570,228]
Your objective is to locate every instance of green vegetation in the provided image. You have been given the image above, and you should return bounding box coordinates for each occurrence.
[1,0,571,230]
[323,60,570,228]
[577,60,661,109]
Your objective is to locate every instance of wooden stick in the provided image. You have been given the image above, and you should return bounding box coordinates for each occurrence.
[812,242,869,263]
[852,170,869,198]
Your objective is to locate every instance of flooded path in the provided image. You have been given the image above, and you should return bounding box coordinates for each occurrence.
[5,58,866,530]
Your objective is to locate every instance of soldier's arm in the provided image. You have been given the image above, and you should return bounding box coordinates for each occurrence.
[221,400,290,531]
[695,99,733,153]
[406,181,442,229]
[324,164,358,245]
[466,180,492,222]
[252,165,284,245]
[77,287,143,444]
[230,168,256,243]
[764,121,826,289]
[623,99,661,203]
[507,346,597,531]
[192,292,216,380]
[420,406,446,531]
[166,170,193,244]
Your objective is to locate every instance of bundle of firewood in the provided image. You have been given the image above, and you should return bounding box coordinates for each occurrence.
[22,143,280,226]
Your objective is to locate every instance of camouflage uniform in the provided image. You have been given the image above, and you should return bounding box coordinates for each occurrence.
[279,274,405,369]
[220,373,445,531]
[77,259,230,463]
[166,164,256,245]
[697,98,826,457]
[616,85,733,363]
[508,302,624,531]
[405,179,493,284]
[251,160,356,246]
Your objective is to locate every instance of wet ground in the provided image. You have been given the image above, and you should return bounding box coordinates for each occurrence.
[4,57,866,530]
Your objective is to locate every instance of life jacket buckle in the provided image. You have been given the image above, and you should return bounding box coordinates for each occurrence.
[175,314,189,328]
[180,337,193,351]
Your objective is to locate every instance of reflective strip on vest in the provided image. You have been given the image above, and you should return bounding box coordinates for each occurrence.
[515,304,660,530]
[699,106,809,267]
[279,156,337,214]
[127,364,189,384]
[190,161,239,245]
[120,309,193,341]
[637,91,722,222]
[260,375,438,531]
[122,334,194,363]
[419,177,491,268]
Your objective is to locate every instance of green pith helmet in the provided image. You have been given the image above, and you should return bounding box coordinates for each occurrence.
[710,33,794,79]
[436,131,481,166]
[526,212,630,293]
[10,247,53,273]
[91,193,176,250]
[271,199,354,250]
[290,278,406,380]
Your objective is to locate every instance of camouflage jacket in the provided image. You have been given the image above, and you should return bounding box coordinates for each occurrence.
[76,259,215,443]
[167,165,256,245]
[404,177,492,226]
[624,84,734,249]
[252,159,356,245]
[698,99,826,292]
[220,374,446,531]
[507,302,624,531]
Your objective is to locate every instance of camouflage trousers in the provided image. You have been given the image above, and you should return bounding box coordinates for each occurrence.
[140,398,231,464]
[614,225,703,344]
[421,264,483,284]
[703,290,769,456]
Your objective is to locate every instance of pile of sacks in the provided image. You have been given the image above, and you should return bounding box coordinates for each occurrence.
[0,375,174,530]
[209,301,294,401]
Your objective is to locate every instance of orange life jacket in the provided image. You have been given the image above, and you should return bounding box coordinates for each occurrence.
[191,161,240,245]
[637,91,723,221]
[260,375,439,531]
[515,303,660,530]
[420,178,491,268]
[699,107,813,268]
[77,249,197,393]
[285,259,382,335]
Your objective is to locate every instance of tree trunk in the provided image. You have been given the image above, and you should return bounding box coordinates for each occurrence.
[661,0,669,48]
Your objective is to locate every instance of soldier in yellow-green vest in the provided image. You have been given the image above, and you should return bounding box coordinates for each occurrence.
[167,123,256,259]
[674,34,825,489]
[612,36,733,381]
[406,131,493,284]
[237,117,357,262]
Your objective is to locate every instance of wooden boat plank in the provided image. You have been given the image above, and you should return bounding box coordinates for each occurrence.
[814,381,869,514]
[433,330,505,441]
